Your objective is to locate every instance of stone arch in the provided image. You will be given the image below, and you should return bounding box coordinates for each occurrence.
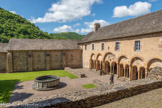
[125,64,129,78]
[96,53,102,61]
[96,53,102,70]
[139,67,145,79]
[105,61,111,74]
[130,57,144,67]
[103,52,115,62]
[90,53,95,60]
[119,64,124,77]
[132,66,138,80]
[111,62,117,74]
[118,55,127,64]
[147,58,162,71]
[90,53,96,69]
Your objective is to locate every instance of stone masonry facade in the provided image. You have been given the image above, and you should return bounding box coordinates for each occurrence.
[80,32,162,81]
[5,50,82,73]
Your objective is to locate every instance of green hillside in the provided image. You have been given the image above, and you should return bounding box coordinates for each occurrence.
[49,32,85,40]
[0,8,84,43]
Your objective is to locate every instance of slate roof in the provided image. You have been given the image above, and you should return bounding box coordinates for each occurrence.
[8,39,80,51]
[0,43,8,52]
[80,10,162,43]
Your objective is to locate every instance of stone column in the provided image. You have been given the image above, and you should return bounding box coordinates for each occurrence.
[145,68,148,78]
[124,66,126,78]
[110,64,112,74]
[113,65,114,74]
[6,52,13,73]
[129,66,132,80]
[117,64,119,78]
[102,61,106,72]
[27,51,33,72]
[89,59,92,69]
[45,51,50,70]
[117,64,120,78]
[138,68,140,80]
[96,60,99,71]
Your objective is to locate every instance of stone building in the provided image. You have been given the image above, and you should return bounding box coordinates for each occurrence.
[0,10,162,81]
[0,39,82,73]
[79,10,162,80]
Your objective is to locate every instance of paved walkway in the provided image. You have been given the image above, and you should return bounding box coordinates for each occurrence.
[9,68,121,103]
[96,88,162,108]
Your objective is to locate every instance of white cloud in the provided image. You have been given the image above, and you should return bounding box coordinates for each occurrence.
[113,1,152,18]
[73,23,81,27]
[81,19,110,33]
[10,11,17,14]
[53,19,109,33]
[31,0,102,23]
[54,25,72,32]
[53,25,80,33]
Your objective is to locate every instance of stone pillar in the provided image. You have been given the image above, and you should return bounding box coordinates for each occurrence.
[110,64,112,73]
[28,51,33,72]
[89,59,92,69]
[145,68,148,78]
[113,65,115,74]
[117,64,120,78]
[129,66,132,80]
[102,61,106,72]
[138,68,140,80]
[124,66,126,78]
[45,51,50,70]
[141,70,143,79]
[96,60,100,71]
[6,52,13,73]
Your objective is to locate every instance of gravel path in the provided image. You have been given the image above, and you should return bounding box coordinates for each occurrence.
[9,68,121,103]
[96,88,162,108]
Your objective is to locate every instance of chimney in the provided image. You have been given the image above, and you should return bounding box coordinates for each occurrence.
[94,23,100,32]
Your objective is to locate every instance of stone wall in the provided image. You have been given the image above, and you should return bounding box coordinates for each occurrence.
[0,53,7,73]
[50,51,63,70]
[32,51,46,71]
[13,51,28,72]
[5,49,82,73]
[4,78,162,108]
[81,32,162,69]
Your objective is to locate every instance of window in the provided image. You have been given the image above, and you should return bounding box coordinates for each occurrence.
[85,45,87,50]
[135,40,140,51]
[115,42,120,51]
[101,43,104,50]
[92,44,94,50]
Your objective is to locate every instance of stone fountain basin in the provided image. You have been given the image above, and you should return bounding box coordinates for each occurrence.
[32,75,60,91]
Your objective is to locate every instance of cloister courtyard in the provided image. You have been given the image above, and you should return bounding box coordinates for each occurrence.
[0,68,121,103]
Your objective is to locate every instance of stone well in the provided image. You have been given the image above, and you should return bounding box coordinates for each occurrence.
[32,75,60,91]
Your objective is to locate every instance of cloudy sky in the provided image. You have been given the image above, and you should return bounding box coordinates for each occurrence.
[0,0,161,34]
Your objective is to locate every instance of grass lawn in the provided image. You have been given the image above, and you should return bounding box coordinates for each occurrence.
[0,70,77,103]
[81,84,97,89]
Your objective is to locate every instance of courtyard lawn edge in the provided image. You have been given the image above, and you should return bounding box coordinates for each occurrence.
[0,70,77,103]
[81,84,97,89]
